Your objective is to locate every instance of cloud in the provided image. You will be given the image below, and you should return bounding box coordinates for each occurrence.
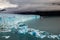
[0,0,18,9]
[1,0,60,11]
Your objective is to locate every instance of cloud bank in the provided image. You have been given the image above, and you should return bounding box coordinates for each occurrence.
[0,0,60,12]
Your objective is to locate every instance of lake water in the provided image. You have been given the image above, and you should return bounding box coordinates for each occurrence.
[0,15,60,40]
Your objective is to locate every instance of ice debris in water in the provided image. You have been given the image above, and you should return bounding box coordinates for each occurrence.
[28,29,60,40]
[0,21,60,40]
[0,14,60,40]
[28,28,49,38]
[28,28,41,37]
[15,23,60,40]
[17,22,28,34]
[0,14,40,32]
[2,36,10,39]
[28,28,48,38]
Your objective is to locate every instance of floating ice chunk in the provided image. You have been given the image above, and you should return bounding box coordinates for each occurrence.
[28,31,37,36]
[57,34,60,40]
[17,22,28,34]
[48,35,58,39]
[18,28,28,34]
[18,30,25,34]
[2,36,10,39]
[28,28,40,37]
[59,34,60,37]
[39,31,50,35]
[28,28,60,39]
[39,34,46,39]
[38,31,49,38]
[28,28,47,38]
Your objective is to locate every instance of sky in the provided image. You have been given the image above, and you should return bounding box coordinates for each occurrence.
[0,0,18,9]
[0,0,60,11]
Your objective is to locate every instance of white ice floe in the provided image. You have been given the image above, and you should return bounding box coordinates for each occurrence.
[39,35,46,39]
[28,28,47,38]
[17,22,28,34]
[2,36,10,39]
[48,35,58,39]
[27,28,60,39]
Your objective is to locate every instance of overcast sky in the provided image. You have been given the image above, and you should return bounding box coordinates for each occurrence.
[0,0,60,11]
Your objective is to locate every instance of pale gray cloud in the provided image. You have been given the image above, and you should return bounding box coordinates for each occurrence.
[0,0,60,12]
[0,0,18,9]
